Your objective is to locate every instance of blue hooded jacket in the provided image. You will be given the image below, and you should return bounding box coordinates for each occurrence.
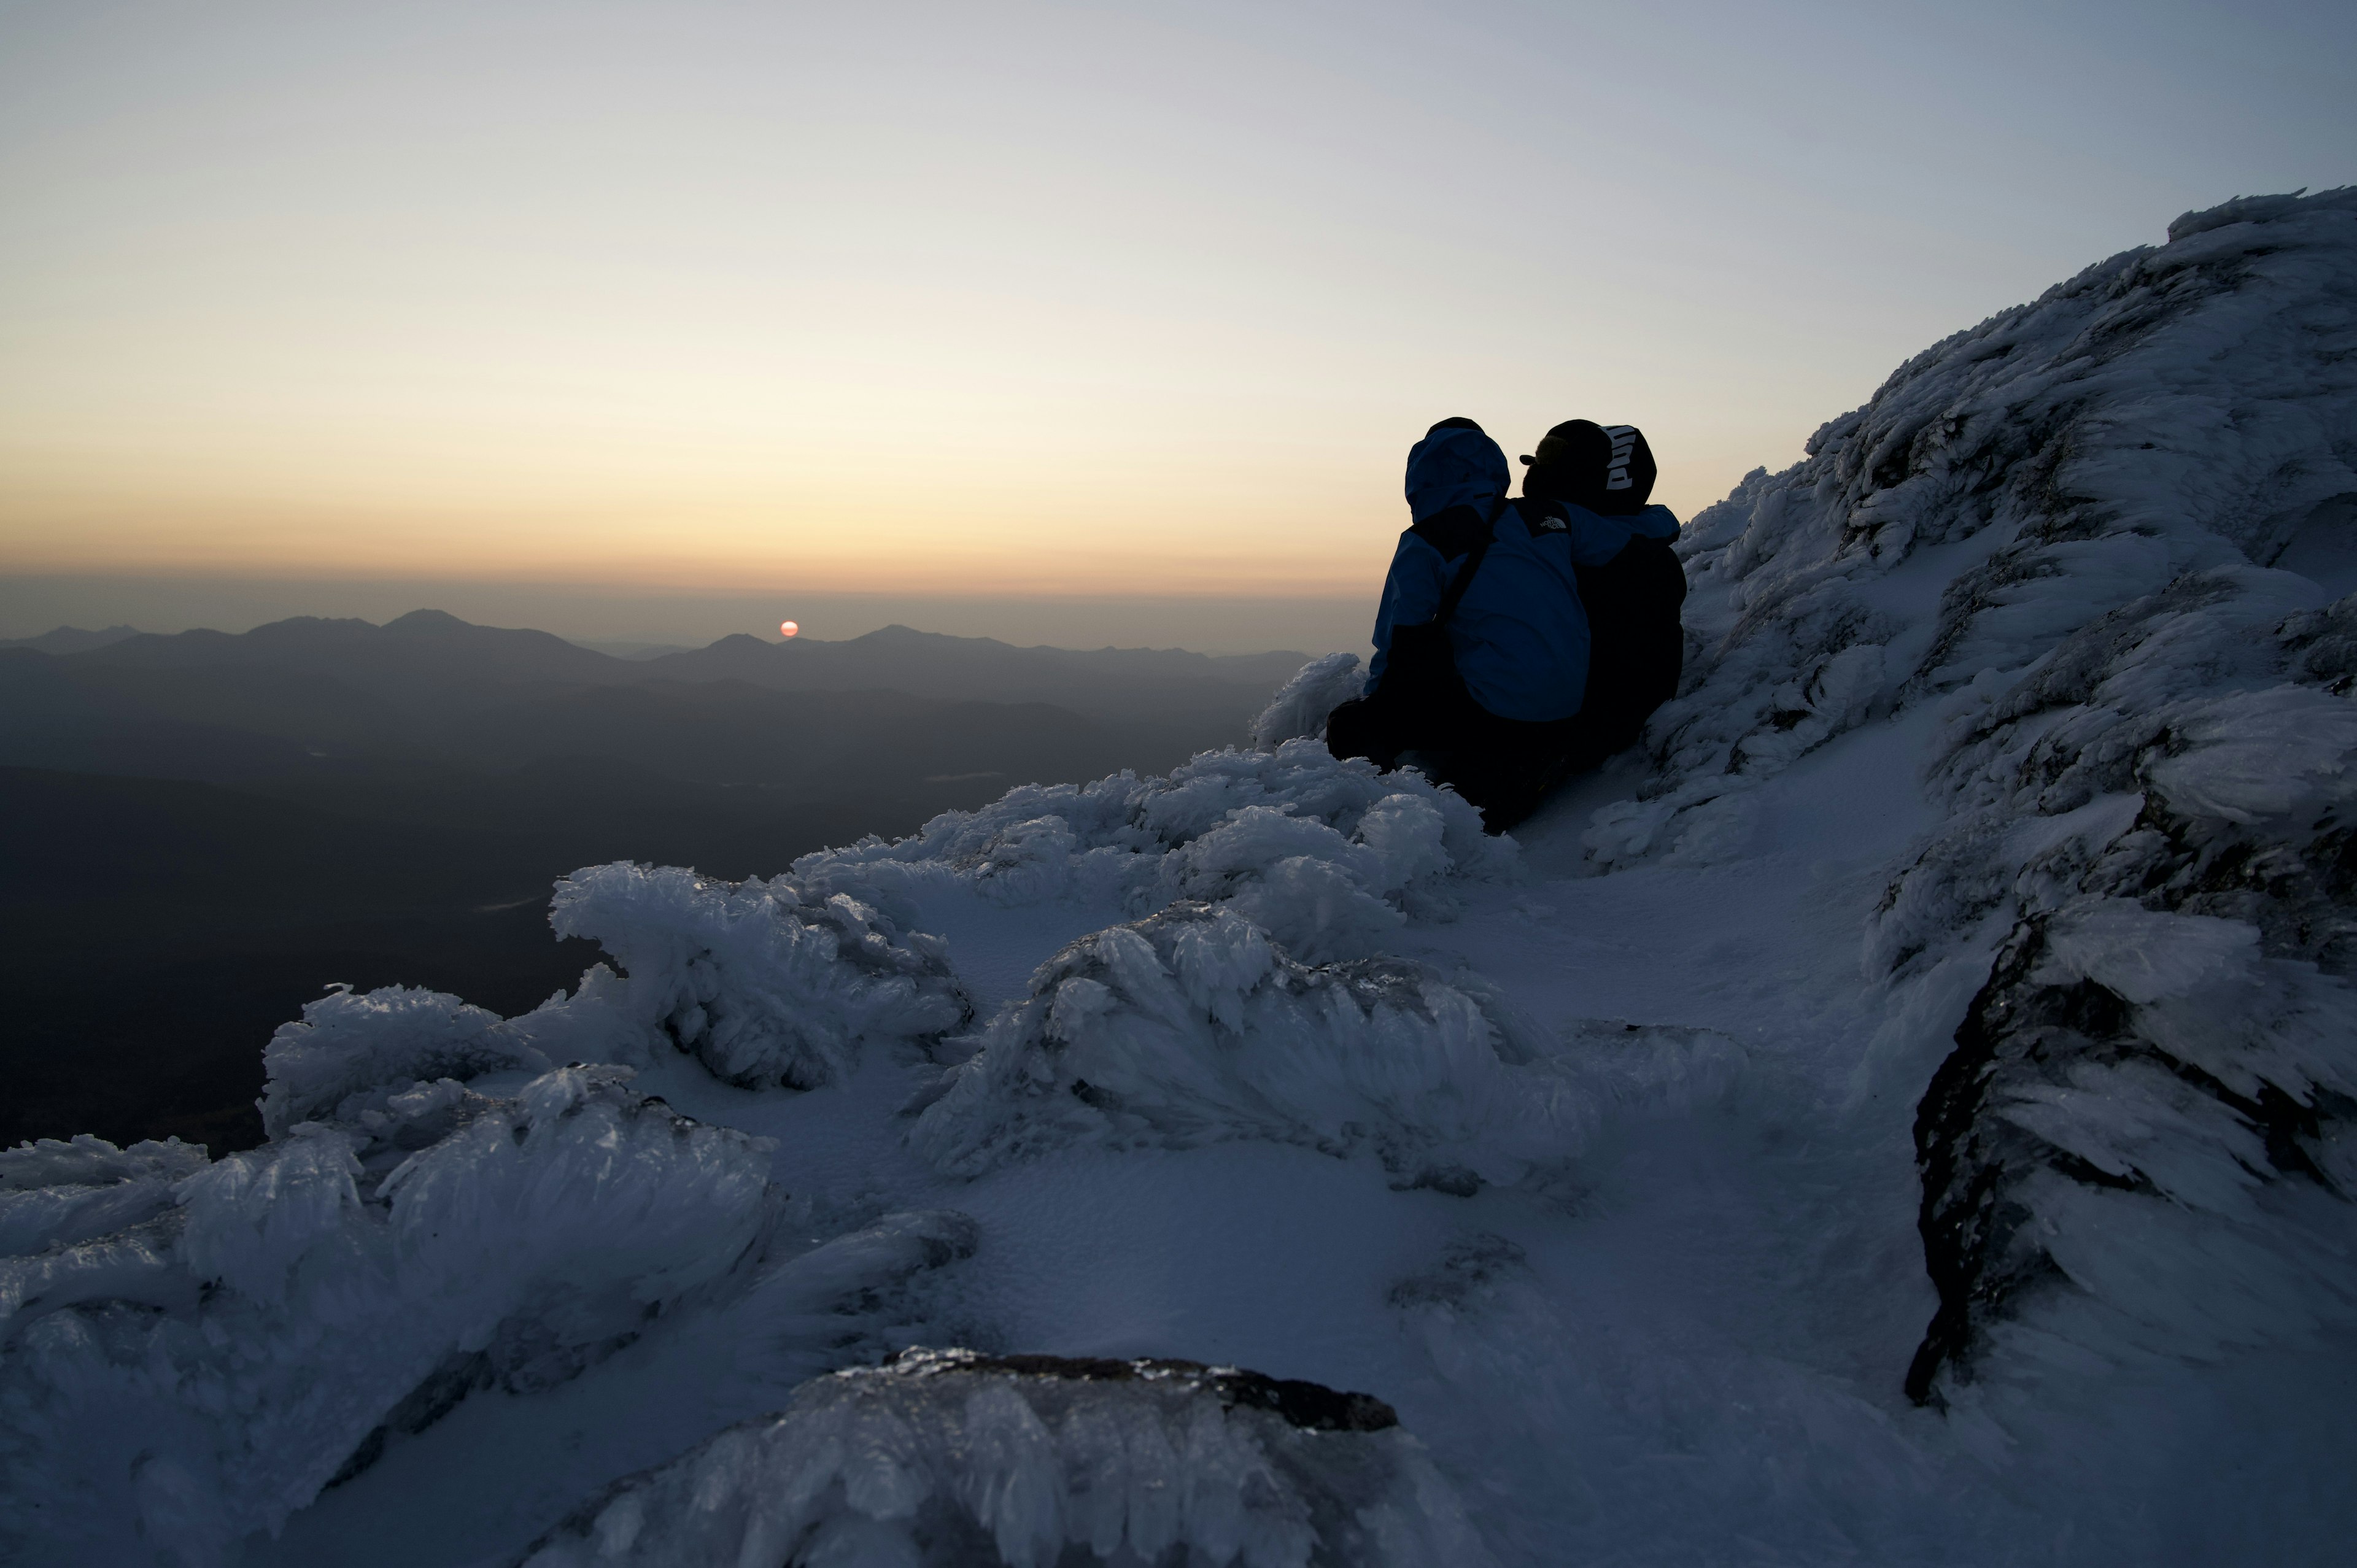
[1369,425,1680,724]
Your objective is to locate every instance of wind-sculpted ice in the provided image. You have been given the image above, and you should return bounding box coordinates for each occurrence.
[910,903,1586,1189]
[1248,651,1366,749]
[1590,188,2357,870]
[266,866,979,1102]
[260,982,562,1136]
[791,740,1514,961]
[0,1134,209,1259]
[516,1348,1493,1568]
[0,1065,775,1567]
[549,862,975,1089]
[1862,563,2357,1399]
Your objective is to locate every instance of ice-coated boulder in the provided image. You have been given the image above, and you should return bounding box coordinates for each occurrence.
[908,903,1586,1189]
[260,983,559,1137]
[1910,898,2357,1403]
[0,1067,775,1567]
[550,862,976,1089]
[516,1347,1492,1568]
[1871,567,2357,1399]
[0,1134,209,1259]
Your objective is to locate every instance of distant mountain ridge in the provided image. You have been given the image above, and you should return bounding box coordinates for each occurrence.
[50,609,1312,719]
[635,622,1310,715]
[0,608,1315,800]
[0,624,141,655]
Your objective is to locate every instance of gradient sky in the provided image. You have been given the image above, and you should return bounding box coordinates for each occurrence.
[2,0,2351,643]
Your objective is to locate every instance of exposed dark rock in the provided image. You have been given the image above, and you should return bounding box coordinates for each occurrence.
[881,1346,1399,1432]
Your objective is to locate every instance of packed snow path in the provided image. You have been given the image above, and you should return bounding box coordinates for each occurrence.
[6,190,2355,1566]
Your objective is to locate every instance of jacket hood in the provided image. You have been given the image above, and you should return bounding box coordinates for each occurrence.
[1404,424,1511,523]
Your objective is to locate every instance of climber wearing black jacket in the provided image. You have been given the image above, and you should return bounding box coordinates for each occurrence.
[1516,419,1687,774]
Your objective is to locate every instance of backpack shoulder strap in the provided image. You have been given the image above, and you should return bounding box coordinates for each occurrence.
[1433,496,1506,626]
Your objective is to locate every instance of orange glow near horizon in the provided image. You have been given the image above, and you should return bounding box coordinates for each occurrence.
[0,6,1874,603]
[7,3,2323,609]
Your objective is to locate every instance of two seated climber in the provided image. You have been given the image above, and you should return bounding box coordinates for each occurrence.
[1323,416,1686,832]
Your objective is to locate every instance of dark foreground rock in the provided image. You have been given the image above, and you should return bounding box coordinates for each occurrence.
[516,1347,1490,1567]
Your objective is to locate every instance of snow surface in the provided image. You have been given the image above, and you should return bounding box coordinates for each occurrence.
[7,189,2357,1566]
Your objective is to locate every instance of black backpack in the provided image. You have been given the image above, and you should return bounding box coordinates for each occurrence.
[1572,536,1687,756]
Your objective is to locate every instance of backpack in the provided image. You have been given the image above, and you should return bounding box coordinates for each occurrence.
[1375,500,1504,733]
[1572,535,1687,755]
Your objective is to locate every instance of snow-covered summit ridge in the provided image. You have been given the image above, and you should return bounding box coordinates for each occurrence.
[1596,187,2357,870]
[1603,187,2357,1402]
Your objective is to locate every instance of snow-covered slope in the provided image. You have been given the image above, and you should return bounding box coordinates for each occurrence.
[6,188,2355,1566]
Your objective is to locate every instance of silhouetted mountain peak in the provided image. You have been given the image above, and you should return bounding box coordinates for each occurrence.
[0,625,142,656]
[382,609,473,635]
[688,631,782,655]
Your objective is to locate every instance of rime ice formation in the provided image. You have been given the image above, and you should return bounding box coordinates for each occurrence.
[2,1066,776,1564]
[787,740,1516,962]
[907,903,1584,1188]
[7,190,2357,1566]
[547,863,976,1089]
[1249,651,1367,749]
[516,1350,1487,1568]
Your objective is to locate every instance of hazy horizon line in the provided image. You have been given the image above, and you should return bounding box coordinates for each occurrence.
[0,573,1376,655]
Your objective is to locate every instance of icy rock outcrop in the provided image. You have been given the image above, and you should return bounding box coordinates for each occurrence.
[1592,187,2357,870]
[549,862,975,1088]
[792,741,1515,962]
[0,1134,209,1259]
[262,866,977,1105]
[1249,651,1366,749]
[260,983,560,1137]
[516,1347,1491,1568]
[1868,566,2357,1398]
[908,903,1587,1189]
[0,1068,774,1567]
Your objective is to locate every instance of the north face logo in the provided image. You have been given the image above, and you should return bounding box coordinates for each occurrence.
[1604,425,1638,492]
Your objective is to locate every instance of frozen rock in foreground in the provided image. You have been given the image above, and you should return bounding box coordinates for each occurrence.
[0,1134,209,1259]
[909,903,1586,1189]
[1594,187,2357,870]
[261,865,977,1107]
[550,862,975,1088]
[260,983,559,1137]
[0,1068,774,1567]
[517,1347,1491,1568]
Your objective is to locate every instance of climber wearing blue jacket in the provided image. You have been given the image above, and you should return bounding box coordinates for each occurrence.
[1325,416,1685,830]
